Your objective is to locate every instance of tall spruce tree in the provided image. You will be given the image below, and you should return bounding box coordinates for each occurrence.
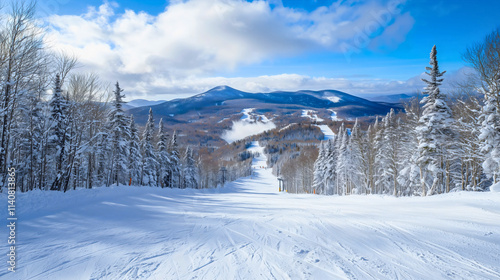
[325,137,338,195]
[463,29,500,184]
[49,74,68,191]
[168,131,180,188]
[128,115,141,186]
[336,123,348,195]
[416,45,455,195]
[479,76,500,182]
[349,119,364,194]
[141,108,157,186]
[312,141,327,194]
[109,82,129,186]
[157,118,170,187]
[182,147,198,189]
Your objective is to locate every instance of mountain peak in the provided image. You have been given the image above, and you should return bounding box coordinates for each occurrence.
[209,85,235,92]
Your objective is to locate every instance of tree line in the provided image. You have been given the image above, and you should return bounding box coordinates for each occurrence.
[0,3,199,192]
[313,30,500,196]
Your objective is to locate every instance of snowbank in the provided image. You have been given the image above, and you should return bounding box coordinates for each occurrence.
[491,182,500,192]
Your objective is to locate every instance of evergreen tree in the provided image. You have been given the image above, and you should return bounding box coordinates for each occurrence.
[398,98,422,195]
[348,119,364,194]
[168,131,181,188]
[373,116,385,194]
[312,141,327,194]
[463,29,500,185]
[182,147,198,189]
[479,76,500,182]
[157,118,171,187]
[109,82,129,186]
[336,123,348,195]
[325,137,338,195]
[49,74,68,191]
[416,45,455,195]
[141,108,157,186]
[128,115,141,186]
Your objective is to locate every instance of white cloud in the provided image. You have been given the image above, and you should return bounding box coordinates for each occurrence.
[129,67,471,100]
[44,0,416,99]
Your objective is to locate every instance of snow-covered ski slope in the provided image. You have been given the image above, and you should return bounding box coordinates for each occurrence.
[2,141,500,280]
[316,124,335,140]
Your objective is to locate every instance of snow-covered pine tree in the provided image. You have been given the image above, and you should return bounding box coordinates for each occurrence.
[108,82,129,186]
[96,127,111,186]
[385,109,402,196]
[398,97,422,195]
[156,118,171,187]
[128,115,142,186]
[312,141,327,194]
[325,136,338,195]
[463,29,500,185]
[336,123,348,195]
[182,147,198,189]
[168,131,181,188]
[416,45,455,196]
[49,74,68,191]
[365,124,376,194]
[348,119,364,194]
[373,116,385,194]
[478,76,500,182]
[140,108,157,186]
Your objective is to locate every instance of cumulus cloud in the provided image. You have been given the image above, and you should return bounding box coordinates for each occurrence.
[132,66,471,100]
[45,0,416,98]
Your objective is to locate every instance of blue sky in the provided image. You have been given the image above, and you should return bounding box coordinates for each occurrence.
[40,0,500,100]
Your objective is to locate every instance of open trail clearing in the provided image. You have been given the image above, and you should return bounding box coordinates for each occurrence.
[2,141,500,280]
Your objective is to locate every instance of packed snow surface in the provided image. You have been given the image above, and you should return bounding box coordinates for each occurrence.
[2,141,500,280]
[316,124,336,140]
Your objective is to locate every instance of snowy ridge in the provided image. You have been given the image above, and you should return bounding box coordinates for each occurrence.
[3,141,500,279]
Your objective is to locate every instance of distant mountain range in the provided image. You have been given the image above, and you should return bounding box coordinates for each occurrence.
[127,86,402,125]
[122,86,405,146]
[360,93,418,104]
[123,99,167,110]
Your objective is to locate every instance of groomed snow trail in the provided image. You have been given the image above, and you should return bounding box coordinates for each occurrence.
[315,124,335,140]
[2,141,500,280]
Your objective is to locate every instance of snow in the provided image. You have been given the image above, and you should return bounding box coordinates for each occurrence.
[221,121,276,143]
[491,182,500,192]
[316,124,336,140]
[2,142,500,280]
[326,96,341,103]
[329,109,342,121]
[221,109,275,143]
[301,110,324,122]
[240,108,255,122]
[279,123,296,132]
